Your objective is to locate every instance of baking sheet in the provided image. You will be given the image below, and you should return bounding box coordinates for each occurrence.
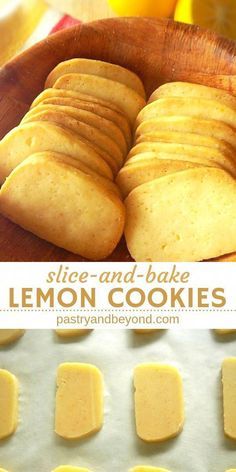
[0,329,236,472]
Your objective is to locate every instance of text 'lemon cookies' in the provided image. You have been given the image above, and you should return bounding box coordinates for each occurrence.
[55,363,103,440]
[134,363,184,442]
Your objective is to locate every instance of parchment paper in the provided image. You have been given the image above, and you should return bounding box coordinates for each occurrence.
[0,329,236,472]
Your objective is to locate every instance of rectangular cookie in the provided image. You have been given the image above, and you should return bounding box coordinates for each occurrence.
[125,167,236,261]
[134,363,184,442]
[0,154,125,260]
[45,58,146,98]
[55,363,103,440]
[0,121,113,183]
[0,369,18,439]
[222,358,236,440]
[53,73,146,124]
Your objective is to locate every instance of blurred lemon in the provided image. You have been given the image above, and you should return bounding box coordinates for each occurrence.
[108,0,177,18]
[175,0,236,40]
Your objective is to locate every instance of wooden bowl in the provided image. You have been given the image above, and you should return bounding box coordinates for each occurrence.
[0,17,236,261]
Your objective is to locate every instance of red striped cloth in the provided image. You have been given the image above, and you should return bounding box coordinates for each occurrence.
[50,14,81,34]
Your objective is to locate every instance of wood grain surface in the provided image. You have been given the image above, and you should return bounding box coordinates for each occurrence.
[0,17,236,261]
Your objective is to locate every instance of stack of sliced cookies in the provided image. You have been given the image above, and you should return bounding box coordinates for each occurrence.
[121,82,236,262]
[0,59,146,260]
[1,70,236,262]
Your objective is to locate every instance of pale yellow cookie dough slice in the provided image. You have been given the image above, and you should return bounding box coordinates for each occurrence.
[116,159,205,198]
[55,363,103,440]
[53,74,146,124]
[0,369,18,439]
[125,167,236,262]
[130,467,170,472]
[0,122,113,184]
[225,469,236,471]
[36,96,132,147]
[22,109,121,175]
[55,330,92,338]
[45,58,146,98]
[0,469,9,472]
[222,358,236,440]
[0,330,25,346]
[134,363,184,442]
[136,97,236,129]
[52,467,91,472]
[149,82,236,110]
[23,104,127,160]
[135,117,236,150]
[0,154,125,260]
